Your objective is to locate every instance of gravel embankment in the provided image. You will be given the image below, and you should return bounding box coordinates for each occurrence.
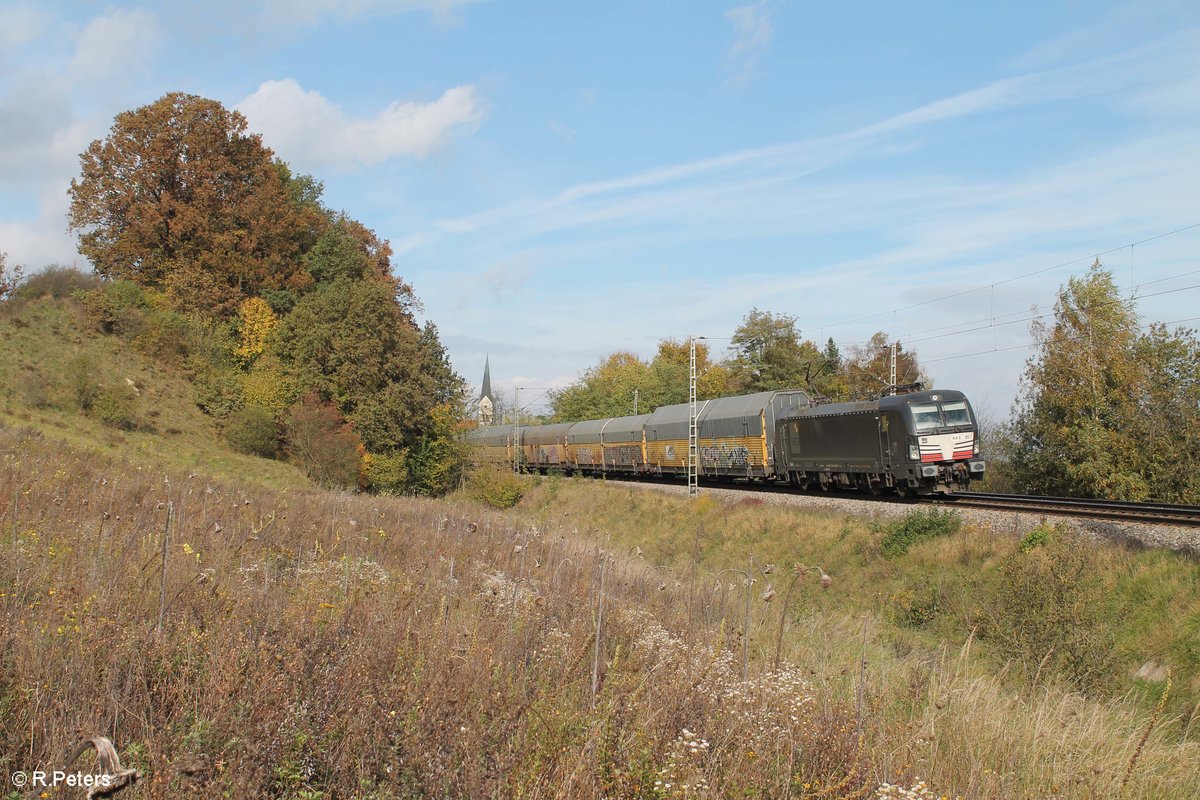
[627,481,1200,556]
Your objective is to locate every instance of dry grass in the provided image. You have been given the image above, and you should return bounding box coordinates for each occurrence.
[3,431,1198,798]
[491,476,1200,798]
[2,427,878,799]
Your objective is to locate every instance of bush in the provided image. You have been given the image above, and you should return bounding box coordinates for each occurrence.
[467,466,524,509]
[285,394,362,489]
[12,369,53,408]
[1020,523,1061,552]
[365,450,409,495]
[79,280,148,334]
[224,406,280,458]
[91,384,138,430]
[65,354,100,412]
[984,534,1118,692]
[13,265,101,299]
[193,366,244,420]
[888,581,943,628]
[879,508,962,557]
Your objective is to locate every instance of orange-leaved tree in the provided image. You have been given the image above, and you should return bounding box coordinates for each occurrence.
[68,92,319,313]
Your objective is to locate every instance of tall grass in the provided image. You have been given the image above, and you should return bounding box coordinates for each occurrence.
[3,430,1197,797]
[2,427,877,798]
[494,478,1200,797]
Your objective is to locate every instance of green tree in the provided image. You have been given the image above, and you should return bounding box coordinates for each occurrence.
[303,216,373,286]
[1133,324,1200,501]
[1008,262,1146,499]
[271,279,462,456]
[550,352,655,421]
[726,309,839,395]
[67,92,317,313]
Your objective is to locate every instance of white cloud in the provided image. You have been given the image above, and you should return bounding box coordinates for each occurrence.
[0,184,84,268]
[237,79,485,171]
[725,1,776,85]
[70,7,160,78]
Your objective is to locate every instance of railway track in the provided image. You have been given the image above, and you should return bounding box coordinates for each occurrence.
[942,492,1200,527]
[585,471,1200,528]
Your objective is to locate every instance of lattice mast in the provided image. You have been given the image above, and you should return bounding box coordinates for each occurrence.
[688,335,699,498]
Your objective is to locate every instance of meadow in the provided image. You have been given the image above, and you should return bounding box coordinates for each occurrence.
[3,431,1198,798]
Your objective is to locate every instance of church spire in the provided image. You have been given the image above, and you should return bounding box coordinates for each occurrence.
[478,356,494,424]
[480,355,492,401]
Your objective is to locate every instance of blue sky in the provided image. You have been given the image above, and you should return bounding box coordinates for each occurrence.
[2,1,1199,418]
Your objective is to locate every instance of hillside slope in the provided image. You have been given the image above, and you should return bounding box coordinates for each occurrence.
[0,296,305,489]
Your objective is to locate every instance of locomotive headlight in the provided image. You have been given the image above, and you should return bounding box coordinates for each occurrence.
[908,444,919,461]
[974,440,979,455]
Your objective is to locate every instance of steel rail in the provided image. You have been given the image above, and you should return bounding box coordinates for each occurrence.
[941,492,1200,527]
[575,470,1200,527]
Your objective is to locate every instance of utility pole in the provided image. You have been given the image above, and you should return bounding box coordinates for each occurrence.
[889,341,897,389]
[512,386,521,473]
[688,336,700,499]
[633,389,639,415]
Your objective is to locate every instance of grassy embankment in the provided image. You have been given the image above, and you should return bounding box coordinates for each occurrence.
[0,295,304,490]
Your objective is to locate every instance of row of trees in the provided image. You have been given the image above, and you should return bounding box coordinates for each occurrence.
[61,92,466,493]
[548,309,926,421]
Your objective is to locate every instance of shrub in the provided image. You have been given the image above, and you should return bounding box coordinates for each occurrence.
[242,357,296,416]
[365,450,409,495]
[224,406,280,458]
[12,369,54,408]
[193,366,244,420]
[13,265,101,299]
[91,384,138,430]
[1020,522,1061,552]
[467,466,524,509]
[888,581,943,628]
[879,508,962,557]
[79,280,148,333]
[65,354,99,412]
[285,393,362,489]
[985,534,1118,692]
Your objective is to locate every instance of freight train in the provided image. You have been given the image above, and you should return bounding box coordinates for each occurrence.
[466,386,986,495]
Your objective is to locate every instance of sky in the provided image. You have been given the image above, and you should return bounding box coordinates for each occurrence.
[2,1,1199,419]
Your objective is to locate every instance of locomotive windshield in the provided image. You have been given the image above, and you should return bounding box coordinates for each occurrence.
[910,400,974,432]
[911,404,942,432]
[940,400,972,426]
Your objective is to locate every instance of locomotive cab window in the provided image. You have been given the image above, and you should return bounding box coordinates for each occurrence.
[911,403,942,432]
[940,400,971,427]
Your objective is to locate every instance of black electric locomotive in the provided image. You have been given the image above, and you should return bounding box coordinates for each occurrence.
[776,387,985,495]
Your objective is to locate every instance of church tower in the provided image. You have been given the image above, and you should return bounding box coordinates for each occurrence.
[478,356,494,424]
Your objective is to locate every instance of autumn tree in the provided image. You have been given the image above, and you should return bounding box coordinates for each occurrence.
[68,92,318,312]
[233,296,278,364]
[844,332,928,400]
[1009,263,1143,497]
